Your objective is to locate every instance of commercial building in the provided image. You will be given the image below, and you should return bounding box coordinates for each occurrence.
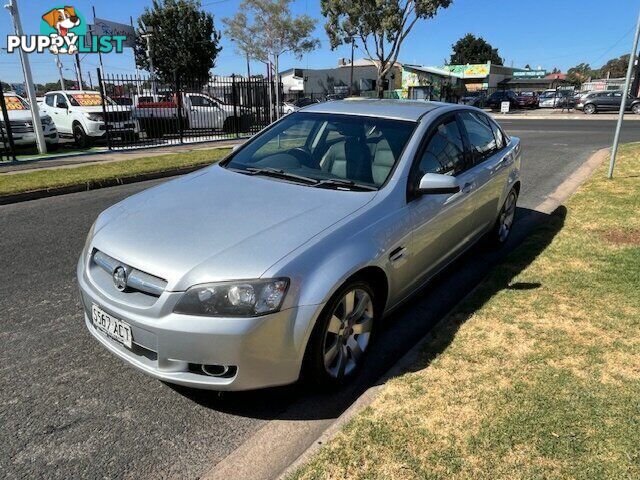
[400,65,461,101]
[280,58,402,98]
[441,62,522,91]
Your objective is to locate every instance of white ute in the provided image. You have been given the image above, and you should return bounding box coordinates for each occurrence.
[1,93,59,150]
[40,90,139,147]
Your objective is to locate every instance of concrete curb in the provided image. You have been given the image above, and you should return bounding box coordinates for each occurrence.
[0,163,208,205]
[276,147,610,480]
[489,113,640,121]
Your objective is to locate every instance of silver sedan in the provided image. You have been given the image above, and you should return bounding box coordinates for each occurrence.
[77,100,522,390]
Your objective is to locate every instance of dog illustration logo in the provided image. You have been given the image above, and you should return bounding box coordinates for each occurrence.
[41,6,84,54]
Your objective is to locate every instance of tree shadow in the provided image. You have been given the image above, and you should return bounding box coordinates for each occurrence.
[170,205,567,421]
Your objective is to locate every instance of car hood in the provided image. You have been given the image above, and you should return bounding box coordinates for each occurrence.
[92,165,376,291]
[6,109,32,121]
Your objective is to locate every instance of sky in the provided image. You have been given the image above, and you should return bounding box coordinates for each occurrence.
[1,0,639,85]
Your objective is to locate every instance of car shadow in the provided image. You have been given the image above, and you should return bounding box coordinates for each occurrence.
[169,205,567,422]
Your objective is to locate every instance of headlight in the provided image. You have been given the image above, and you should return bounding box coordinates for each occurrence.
[173,278,289,317]
[84,113,104,122]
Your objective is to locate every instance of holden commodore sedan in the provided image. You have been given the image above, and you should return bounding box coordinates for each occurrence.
[78,100,521,391]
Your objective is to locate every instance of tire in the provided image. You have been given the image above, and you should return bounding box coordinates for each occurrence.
[487,188,518,247]
[303,281,376,389]
[632,104,640,115]
[583,104,596,115]
[73,124,92,148]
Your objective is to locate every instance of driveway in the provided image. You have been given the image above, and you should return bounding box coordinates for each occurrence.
[1,119,638,479]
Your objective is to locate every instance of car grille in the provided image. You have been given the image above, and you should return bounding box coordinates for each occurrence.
[1,120,51,134]
[92,249,167,297]
[105,111,132,123]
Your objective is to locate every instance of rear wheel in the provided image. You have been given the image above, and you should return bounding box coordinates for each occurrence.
[487,188,518,247]
[583,104,596,115]
[304,281,376,388]
[73,124,92,148]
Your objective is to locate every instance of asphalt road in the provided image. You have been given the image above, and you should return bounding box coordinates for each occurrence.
[1,119,638,479]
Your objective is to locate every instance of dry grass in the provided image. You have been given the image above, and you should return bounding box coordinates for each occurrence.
[289,143,640,480]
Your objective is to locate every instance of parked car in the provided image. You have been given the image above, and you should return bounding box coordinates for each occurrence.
[485,90,519,110]
[575,90,640,114]
[134,92,253,137]
[459,91,486,108]
[538,89,559,108]
[40,90,139,148]
[1,93,59,149]
[515,91,539,108]
[78,100,522,391]
[283,97,320,114]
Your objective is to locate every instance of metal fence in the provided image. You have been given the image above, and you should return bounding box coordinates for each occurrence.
[0,89,17,162]
[98,70,282,150]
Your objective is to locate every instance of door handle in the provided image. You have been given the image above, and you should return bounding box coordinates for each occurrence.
[461,182,474,194]
[388,246,406,262]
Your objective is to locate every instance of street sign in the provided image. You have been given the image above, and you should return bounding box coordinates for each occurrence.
[500,101,510,113]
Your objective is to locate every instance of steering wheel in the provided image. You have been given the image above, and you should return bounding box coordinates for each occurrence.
[288,146,316,169]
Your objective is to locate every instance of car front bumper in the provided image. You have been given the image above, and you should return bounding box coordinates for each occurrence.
[77,256,322,391]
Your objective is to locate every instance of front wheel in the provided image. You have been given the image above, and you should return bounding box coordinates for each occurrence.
[632,104,640,115]
[583,104,596,115]
[73,124,92,148]
[304,281,376,388]
[487,188,518,247]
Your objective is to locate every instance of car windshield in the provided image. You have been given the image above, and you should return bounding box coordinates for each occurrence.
[519,92,534,97]
[6,95,29,110]
[224,112,416,189]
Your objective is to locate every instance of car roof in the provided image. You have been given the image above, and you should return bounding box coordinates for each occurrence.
[300,99,443,122]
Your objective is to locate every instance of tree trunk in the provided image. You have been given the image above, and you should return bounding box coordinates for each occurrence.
[376,70,384,99]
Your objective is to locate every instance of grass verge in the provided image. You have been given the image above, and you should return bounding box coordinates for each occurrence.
[290,143,640,480]
[0,148,230,196]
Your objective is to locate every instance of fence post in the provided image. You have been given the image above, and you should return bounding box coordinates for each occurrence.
[174,71,184,144]
[97,68,112,151]
[0,88,17,161]
[231,74,239,138]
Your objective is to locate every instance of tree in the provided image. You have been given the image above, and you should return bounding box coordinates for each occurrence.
[449,33,503,66]
[135,0,222,82]
[224,0,319,118]
[322,0,452,98]
[566,62,597,87]
[599,54,630,78]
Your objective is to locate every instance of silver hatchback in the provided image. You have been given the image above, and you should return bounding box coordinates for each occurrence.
[78,100,521,390]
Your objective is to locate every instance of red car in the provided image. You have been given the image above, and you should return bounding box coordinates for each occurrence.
[515,91,539,108]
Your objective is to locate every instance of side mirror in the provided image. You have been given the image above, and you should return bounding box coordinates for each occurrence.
[57,102,67,109]
[417,173,460,195]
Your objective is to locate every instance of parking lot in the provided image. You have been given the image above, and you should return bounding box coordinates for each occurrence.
[0,118,637,479]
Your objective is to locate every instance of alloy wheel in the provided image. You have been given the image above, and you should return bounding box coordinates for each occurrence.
[498,191,517,242]
[322,288,373,379]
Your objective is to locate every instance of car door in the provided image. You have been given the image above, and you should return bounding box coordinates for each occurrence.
[457,111,512,232]
[46,93,72,134]
[187,94,224,129]
[406,113,479,282]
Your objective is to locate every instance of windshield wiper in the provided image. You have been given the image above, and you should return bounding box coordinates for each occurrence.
[314,178,378,191]
[239,167,318,185]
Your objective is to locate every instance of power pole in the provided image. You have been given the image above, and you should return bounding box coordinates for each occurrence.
[55,54,65,90]
[608,7,640,179]
[75,54,84,89]
[5,0,47,154]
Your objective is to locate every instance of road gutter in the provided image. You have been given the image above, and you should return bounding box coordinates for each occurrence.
[200,147,610,480]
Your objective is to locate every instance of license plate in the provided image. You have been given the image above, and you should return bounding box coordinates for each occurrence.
[91,304,132,349]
